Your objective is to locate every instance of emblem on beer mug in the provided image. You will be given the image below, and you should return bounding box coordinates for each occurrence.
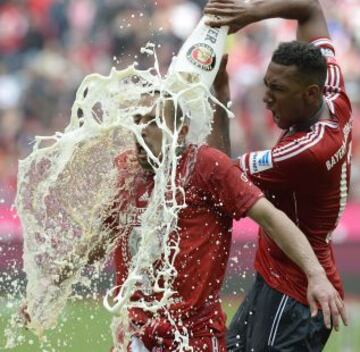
[186,43,216,71]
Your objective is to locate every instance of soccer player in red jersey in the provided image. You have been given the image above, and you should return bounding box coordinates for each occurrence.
[108,89,346,352]
[205,0,351,350]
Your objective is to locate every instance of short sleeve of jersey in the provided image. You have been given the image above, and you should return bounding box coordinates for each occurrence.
[239,137,319,191]
[195,146,263,220]
[310,37,352,122]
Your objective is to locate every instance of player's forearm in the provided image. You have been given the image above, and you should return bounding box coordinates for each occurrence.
[208,55,231,155]
[261,208,326,279]
[208,89,231,155]
[248,0,320,24]
[249,0,329,41]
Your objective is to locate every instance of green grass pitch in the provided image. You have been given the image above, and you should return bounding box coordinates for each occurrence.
[0,297,359,351]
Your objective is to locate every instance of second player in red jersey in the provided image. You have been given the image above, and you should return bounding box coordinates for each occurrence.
[239,37,351,306]
[206,0,351,350]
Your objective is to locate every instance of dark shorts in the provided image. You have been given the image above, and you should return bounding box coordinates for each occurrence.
[226,275,332,352]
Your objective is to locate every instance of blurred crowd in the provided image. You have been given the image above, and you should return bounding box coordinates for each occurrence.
[0,0,360,206]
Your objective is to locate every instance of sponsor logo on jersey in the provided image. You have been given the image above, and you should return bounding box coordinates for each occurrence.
[249,150,273,174]
[186,43,216,71]
[118,207,145,226]
[320,47,335,58]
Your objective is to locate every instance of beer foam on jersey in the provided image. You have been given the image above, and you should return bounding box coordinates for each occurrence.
[10,43,232,351]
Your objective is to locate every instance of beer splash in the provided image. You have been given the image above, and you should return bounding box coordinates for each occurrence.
[9,42,232,351]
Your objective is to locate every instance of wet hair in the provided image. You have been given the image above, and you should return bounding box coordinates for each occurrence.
[271,41,327,88]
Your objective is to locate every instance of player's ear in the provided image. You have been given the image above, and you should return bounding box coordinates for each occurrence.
[179,124,189,142]
[304,84,322,105]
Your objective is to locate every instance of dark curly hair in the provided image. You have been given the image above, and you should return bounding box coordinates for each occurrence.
[271,41,327,88]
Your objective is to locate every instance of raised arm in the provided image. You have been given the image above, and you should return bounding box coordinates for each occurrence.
[207,55,231,156]
[205,0,330,41]
[247,197,348,331]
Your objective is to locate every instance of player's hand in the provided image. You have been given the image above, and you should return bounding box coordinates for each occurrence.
[204,0,256,33]
[306,270,348,331]
[213,54,230,102]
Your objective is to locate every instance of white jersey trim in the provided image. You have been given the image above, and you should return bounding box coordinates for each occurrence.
[239,154,247,173]
[312,38,332,44]
[311,38,333,47]
[211,336,219,352]
[273,124,322,157]
[324,60,342,116]
[274,124,325,162]
[273,120,337,158]
[337,162,348,224]
[273,122,330,162]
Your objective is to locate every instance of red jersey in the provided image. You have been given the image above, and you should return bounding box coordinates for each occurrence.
[239,38,352,305]
[113,145,263,339]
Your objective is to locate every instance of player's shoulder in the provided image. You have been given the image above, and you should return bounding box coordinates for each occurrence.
[311,37,352,112]
[191,144,236,178]
[310,37,336,56]
[273,120,342,164]
[310,37,338,67]
[196,144,233,165]
[114,149,142,185]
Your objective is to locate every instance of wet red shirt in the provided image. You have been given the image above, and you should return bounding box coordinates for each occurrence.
[113,144,263,337]
[239,38,352,305]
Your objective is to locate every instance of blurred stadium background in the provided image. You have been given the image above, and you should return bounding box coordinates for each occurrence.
[0,0,359,351]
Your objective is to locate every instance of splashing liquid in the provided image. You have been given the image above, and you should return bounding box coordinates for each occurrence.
[12,21,231,351]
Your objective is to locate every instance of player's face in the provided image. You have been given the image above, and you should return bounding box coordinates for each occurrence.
[134,95,175,171]
[263,61,309,129]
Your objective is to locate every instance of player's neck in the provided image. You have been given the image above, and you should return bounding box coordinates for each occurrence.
[293,99,326,132]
